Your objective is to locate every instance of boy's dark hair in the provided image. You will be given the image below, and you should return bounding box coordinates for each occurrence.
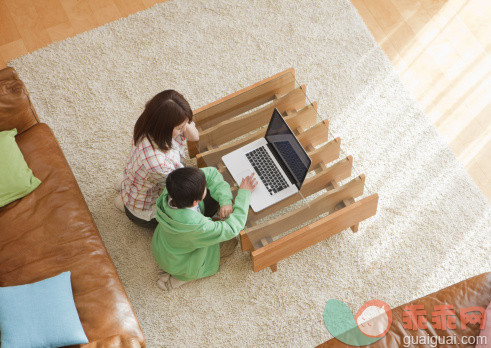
[134,90,192,151]
[166,167,207,209]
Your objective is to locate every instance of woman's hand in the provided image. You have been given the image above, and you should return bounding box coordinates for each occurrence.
[219,205,233,220]
[183,121,199,142]
[239,173,258,192]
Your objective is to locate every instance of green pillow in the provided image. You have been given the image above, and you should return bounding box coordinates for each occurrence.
[0,128,41,207]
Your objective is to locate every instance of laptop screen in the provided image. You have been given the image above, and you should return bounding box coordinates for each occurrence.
[265,109,312,190]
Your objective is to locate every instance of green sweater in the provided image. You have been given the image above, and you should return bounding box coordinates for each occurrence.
[151,167,251,281]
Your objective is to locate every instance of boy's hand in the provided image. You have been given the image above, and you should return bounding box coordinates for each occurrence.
[239,173,258,192]
[219,205,233,220]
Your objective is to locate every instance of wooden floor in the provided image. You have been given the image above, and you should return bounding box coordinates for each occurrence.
[351,0,490,201]
[1,0,489,200]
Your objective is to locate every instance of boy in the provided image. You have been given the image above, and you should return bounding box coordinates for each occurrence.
[151,167,257,290]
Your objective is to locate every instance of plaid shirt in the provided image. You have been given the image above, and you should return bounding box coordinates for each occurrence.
[121,134,187,221]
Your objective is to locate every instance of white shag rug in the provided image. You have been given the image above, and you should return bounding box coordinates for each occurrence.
[10,0,491,346]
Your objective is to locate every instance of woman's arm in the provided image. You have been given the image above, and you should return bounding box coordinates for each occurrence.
[183,121,199,142]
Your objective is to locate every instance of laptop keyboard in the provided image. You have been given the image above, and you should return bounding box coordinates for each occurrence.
[245,146,289,195]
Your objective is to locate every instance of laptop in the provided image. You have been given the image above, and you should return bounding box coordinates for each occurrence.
[222,108,312,212]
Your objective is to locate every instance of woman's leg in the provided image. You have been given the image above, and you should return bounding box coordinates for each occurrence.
[203,190,220,217]
[124,206,158,229]
[114,195,125,212]
[113,173,124,191]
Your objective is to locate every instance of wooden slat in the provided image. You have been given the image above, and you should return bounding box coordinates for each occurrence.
[250,194,379,272]
[240,230,253,252]
[287,101,318,133]
[245,175,366,248]
[197,86,307,151]
[195,103,318,167]
[193,68,296,128]
[195,152,207,167]
[240,233,278,273]
[258,236,277,272]
[329,179,358,232]
[247,156,353,224]
[297,119,330,147]
[309,137,341,167]
[188,139,199,159]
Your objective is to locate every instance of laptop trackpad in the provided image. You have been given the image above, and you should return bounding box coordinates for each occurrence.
[234,169,256,188]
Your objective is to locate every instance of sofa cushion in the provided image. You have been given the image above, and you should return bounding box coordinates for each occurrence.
[0,128,41,207]
[318,272,491,347]
[475,300,491,348]
[0,123,144,346]
[0,271,88,348]
[0,73,39,134]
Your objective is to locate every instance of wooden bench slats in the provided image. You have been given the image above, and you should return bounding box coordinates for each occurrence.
[245,175,367,247]
[193,68,296,129]
[308,137,341,168]
[297,119,329,147]
[197,86,308,151]
[195,104,318,167]
[247,156,354,224]
[250,194,379,272]
[279,102,318,134]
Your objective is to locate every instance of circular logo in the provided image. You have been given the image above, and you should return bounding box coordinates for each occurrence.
[354,300,392,338]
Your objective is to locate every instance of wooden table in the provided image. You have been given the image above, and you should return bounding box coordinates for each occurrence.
[188,68,379,272]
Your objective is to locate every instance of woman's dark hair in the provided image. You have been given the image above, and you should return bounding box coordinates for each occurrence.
[166,167,206,209]
[134,90,192,151]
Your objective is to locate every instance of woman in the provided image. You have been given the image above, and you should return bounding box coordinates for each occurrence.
[114,90,199,228]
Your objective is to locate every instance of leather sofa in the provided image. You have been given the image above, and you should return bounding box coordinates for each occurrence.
[0,67,145,347]
[318,272,490,347]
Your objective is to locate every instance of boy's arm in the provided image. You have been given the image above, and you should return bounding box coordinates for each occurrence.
[188,189,250,248]
[200,167,233,207]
